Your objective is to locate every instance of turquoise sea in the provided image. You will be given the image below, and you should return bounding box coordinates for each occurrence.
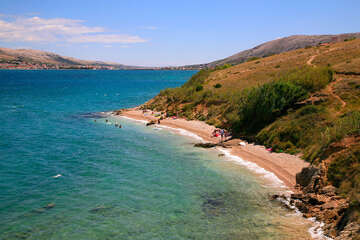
[0,70,313,239]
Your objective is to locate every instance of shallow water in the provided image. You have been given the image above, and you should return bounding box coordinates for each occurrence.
[0,70,312,239]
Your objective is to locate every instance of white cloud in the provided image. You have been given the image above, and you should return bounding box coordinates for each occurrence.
[69,34,146,44]
[0,15,146,44]
[142,26,158,30]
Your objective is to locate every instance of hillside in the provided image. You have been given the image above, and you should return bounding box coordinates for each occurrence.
[0,47,139,70]
[144,38,360,239]
[184,33,360,69]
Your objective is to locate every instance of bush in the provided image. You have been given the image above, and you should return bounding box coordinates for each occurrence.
[183,69,211,88]
[344,37,356,42]
[246,57,260,62]
[280,66,333,92]
[234,81,308,134]
[323,111,360,144]
[214,64,232,70]
[296,105,321,117]
[195,85,203,92]
[327,148,360,188]
[213,83,222,88]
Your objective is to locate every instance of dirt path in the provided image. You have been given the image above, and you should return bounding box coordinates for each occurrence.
[306,51,346,111]
[326,75,346,110]
[306,54,318,66]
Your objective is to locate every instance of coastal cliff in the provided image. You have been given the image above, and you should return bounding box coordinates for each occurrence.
[142,38,360,239]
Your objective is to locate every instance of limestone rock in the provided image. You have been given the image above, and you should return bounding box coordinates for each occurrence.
[296,167,320,188]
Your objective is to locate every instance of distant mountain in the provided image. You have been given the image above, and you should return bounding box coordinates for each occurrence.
[184,33,360,69]
[0,47,142,70]
[2,32,360,70]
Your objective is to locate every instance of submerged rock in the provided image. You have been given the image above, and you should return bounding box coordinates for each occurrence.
[200,191,240,217]
[89,205,113,214]
[30,203,55,215]
[44,203,55,209]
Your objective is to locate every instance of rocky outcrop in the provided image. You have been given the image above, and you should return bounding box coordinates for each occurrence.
[146,120,156,126]
[290,166,357,239]
[194,142,232,148]
[194,142,217,148]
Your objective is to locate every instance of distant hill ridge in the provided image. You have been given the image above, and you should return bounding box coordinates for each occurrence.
[1,32,360,69]
[185,32,360,68]
[0,47,140,69]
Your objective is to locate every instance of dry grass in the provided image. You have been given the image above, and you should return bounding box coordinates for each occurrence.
[203,39,360,95]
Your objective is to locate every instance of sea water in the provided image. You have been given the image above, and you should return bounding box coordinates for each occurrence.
[0,70,313,239]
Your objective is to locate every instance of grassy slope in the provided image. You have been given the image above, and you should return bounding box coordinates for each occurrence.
[145,39,360,224]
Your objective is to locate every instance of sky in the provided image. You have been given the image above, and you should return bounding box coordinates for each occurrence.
[0,0,359,66]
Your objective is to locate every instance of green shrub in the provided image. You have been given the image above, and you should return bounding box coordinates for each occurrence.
[344,37,356,42]
[234,81,308,134]
[246,57,260,62]
[213,83,222,88]
[183,69,210,88]
[324,111,360,143]
[296,105,321,116]
[195,85,203,92]
[214,64,233,70]
[280,66,333,92]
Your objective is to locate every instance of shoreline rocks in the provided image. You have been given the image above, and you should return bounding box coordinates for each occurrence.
[273,166,358,239]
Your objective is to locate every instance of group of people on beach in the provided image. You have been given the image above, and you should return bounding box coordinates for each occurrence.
[211,128,231,142]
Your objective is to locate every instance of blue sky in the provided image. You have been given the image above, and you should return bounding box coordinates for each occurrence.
[0,0,359,66]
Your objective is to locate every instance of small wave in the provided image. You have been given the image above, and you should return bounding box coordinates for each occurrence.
[155,125,204,142]
[118,116,148,124]
[117,115,205,142]
[308,218,333,240]
[273,189,333,240]
[218,148,286,188]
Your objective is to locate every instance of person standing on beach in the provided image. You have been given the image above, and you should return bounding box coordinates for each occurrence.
[220,129,225,143]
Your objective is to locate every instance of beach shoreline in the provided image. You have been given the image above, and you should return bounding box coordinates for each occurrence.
[112,107,309,190]
[109,107,336,240]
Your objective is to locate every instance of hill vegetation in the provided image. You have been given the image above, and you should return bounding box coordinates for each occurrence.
[144,38,360,233]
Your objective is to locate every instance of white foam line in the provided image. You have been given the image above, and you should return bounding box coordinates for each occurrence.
[274,195,332,240]
[308,218,333,240]
[154,124,205,142]
[218,148,286,188]
[114,114,204,142]
[117,115,148,124]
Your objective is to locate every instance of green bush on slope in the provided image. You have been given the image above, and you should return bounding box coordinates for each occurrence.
[232,81,308,134]
[279,66,333,92]
[256,105,327,153]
